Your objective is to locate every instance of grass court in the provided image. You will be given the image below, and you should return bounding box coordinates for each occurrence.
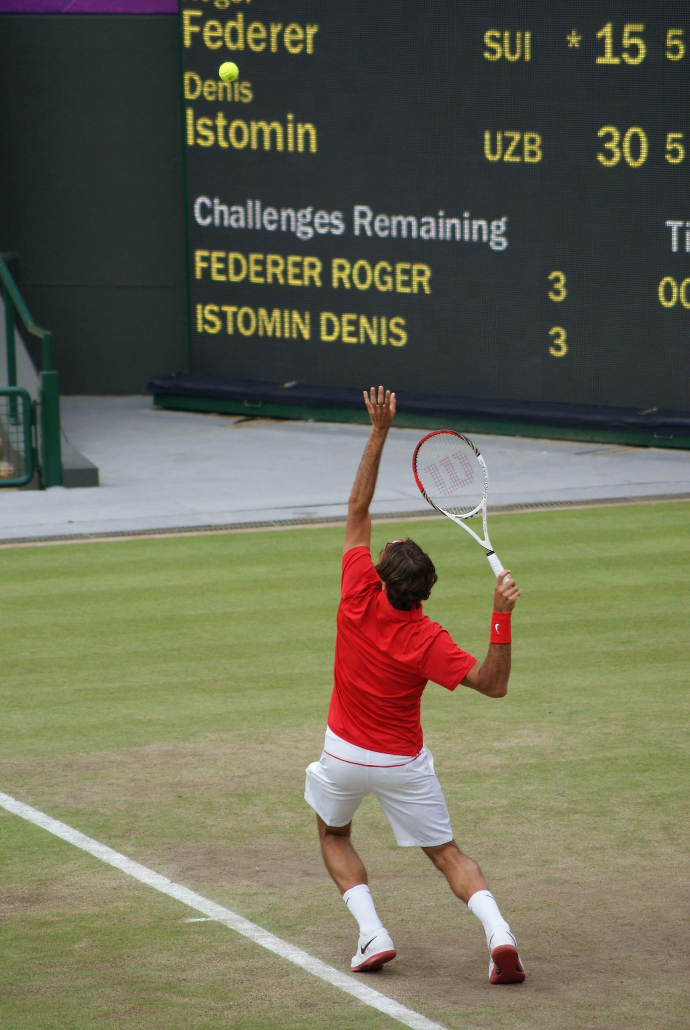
[1,502,687,1030]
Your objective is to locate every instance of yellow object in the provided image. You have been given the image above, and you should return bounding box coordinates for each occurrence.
[219,62,239,83]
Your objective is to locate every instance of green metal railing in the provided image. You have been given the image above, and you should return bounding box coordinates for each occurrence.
[0,254,62,487]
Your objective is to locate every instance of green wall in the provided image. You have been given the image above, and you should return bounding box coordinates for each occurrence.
[0,14,188,393]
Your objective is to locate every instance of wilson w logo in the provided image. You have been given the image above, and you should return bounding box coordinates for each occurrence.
[426,451,475,494]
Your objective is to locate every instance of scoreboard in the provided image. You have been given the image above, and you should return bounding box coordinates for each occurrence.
[180,1,690,416]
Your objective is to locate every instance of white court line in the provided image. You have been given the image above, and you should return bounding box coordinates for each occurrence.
[0,791,449,1030]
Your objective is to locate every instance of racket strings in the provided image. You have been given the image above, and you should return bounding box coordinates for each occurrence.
[415,434,485,516]
[431,450,475,492]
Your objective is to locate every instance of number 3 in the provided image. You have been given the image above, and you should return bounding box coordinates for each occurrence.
[548,271,567,301]
[597,126,621,166]
[549,326,568,357]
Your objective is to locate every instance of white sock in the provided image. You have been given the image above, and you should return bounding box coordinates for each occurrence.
[343,884,385,937]
[467,889,511,944]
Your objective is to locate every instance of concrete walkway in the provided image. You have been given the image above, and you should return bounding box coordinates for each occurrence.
[1,395,689,543]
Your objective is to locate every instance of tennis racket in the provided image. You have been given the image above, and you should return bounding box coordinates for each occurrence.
[412,430,506,579]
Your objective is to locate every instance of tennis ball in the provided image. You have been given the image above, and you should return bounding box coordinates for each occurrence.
[219,62,239,83]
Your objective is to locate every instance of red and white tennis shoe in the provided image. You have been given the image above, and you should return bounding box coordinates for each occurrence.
[488,929,525,984]
[350,930,397,972]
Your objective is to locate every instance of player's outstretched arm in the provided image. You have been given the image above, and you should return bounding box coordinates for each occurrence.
[343,386,396,554]
[461,571,520,697]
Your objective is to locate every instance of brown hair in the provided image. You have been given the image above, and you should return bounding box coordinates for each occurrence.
[375,539,438,611]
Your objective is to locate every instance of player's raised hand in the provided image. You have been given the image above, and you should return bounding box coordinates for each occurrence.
[363,386,396,431]
[493,570,520,612]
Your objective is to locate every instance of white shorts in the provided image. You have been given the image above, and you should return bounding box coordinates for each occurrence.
[304,731,454,848]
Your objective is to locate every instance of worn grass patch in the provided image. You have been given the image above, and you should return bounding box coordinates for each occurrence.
[1,503,688,1030]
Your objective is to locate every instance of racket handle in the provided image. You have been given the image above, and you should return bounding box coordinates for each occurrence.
[486,551,506,579]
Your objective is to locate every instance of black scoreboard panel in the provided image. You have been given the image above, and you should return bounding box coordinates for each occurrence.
[180,1,690,414]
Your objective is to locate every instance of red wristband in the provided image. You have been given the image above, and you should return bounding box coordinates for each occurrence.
[490,611,512,644]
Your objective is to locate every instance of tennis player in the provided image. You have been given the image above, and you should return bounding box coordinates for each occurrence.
[305,386,525,984]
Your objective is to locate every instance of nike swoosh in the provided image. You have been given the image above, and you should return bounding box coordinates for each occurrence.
[494,623,501,633]
[360,936,378,954]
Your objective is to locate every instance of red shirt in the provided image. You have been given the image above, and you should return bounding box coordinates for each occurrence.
[327,546,477,755]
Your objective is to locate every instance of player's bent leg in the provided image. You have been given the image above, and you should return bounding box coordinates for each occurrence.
[305,754,366,894]
[422,840,487,903]
[316,816,367,894]
[316,818,397,973]
[423,842,525,984]
[305,755,396,970]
